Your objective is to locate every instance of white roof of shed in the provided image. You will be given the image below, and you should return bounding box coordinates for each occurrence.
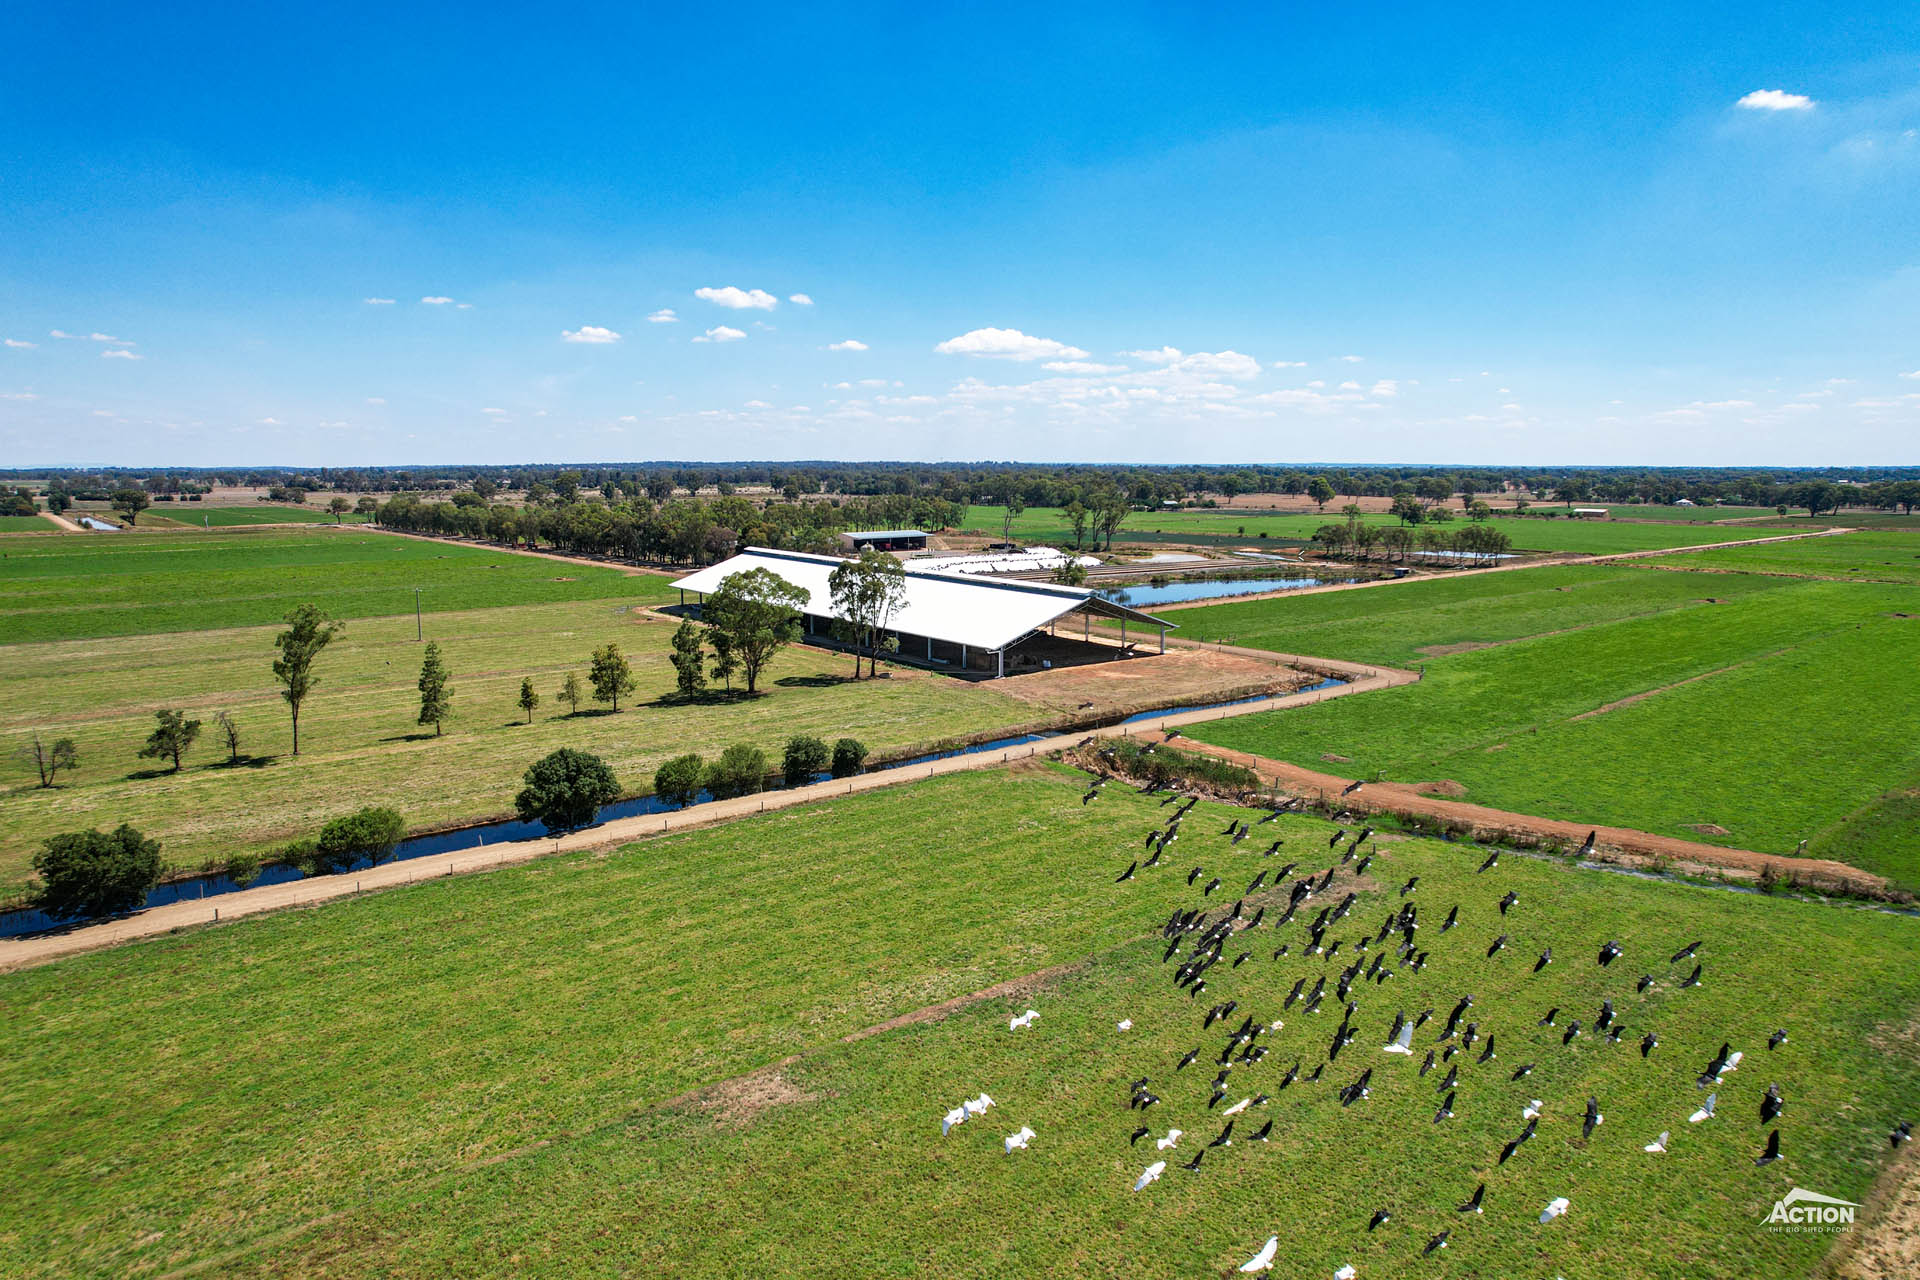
[671,547,1174,652]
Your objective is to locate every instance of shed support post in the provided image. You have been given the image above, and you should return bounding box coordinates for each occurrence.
[927,635,932,659]
[997,648,1004,679]
[1159,624,1166,654]
[961,643,967,670]
[1121,618,1127,647]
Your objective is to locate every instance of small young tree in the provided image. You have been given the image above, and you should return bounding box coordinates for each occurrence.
[708,628,738,693]
[416,641,453,735]
[20,733,80,787]
[702,567,807,695]
[32,825,164,920]
[653,753,706,807]
[311,806,408,874]
[137,709,202,773]
[669,619,708,699]
[831,737,869,778]
[272,604,342,756]
[517,677,540,724]
[782,735,830,787]
[328,497,351,523]
[514,748,621,836]
[588,643,636,711]
[1000,495,1026,543]
[211,710,243,764]
[704,744,768,799]
[556,671,584,716]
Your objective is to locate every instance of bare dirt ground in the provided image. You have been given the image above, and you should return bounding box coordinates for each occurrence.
[992,645,1312,713]
[1144,731,1894,899]
[1823,1012,1920,1278]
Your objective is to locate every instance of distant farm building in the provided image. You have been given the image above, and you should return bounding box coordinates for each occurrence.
[673,547,1174,678]
[1570,507,1609,519]
[837,528,929,553]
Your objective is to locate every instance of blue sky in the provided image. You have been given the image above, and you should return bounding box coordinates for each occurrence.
[3,3,1918,466]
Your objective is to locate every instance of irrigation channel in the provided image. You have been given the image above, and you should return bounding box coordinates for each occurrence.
[0,680,1346,938]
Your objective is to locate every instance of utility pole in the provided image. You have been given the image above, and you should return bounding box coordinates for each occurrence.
[413,587,423,641]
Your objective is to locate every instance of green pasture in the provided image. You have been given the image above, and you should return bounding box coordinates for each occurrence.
[1181,575,1920,885]
[1,767,1913,1278]
[964,505,1794,555]
[0,514,57,532]
[0,527,668,644]
[1646,529,1920,584]
[0,600,1033,895]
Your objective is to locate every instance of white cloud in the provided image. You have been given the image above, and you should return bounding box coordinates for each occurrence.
[363,297,396,305]
[0,391,37,400]
[258,417,282,425]
[90,333,133,345]
[828,339,869,351]
[1044,360,1129,374]
[1123,346,1183,365]
[101,348,141,360]
[1369,379,1399,397]
[744,399,773,409]
[562,325,622,344]
[1340,354,1364,363]
[647,308,680,324]
[365,397,386,405]
[421,296,454,305]
[788,293,814,306]
[1178,350,1262,379]
[937,327,1090,361]
[1737,89,1815,112]
[482,407,508,416]
[1271,360,1307,369]
[693,325,747,343]
[1900,369,1920,380]
[49,330,76,339]
[695,286,778,311]
[4,338,35,349]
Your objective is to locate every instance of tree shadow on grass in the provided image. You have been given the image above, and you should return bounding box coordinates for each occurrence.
[377,731,443,744]
[645,689,759,708]
[124,766,184,781]
[774,674,850,689]
[209,754,275,770]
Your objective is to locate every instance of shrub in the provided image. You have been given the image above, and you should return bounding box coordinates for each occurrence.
[831,737,869,778]
[783,736,830,787]
[31,825,165,920]
[705,744,768,800]
[514,748,621,836]
[654,753,707,808]
[226,849,264,887]
[312,806,408,874]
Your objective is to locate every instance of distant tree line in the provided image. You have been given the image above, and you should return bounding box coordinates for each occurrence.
[8,463,1919,517]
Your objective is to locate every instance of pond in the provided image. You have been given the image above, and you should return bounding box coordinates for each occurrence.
[1097,574,1354,607]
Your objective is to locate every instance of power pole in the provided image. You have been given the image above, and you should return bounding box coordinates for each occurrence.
[413,587,423,641]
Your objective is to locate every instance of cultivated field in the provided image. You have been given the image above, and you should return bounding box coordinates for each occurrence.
[0,527,664,644]
[0,599,1042,895]
[963,505,1803,555]
[0,514,57,532]
[1,767,1913,1278]
[1177,556,1920,887]
[146,503,370,527]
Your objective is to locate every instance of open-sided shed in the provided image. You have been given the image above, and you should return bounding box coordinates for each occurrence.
[671,547,1176,677]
